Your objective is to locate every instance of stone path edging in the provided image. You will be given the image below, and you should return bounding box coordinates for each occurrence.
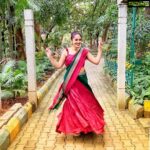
[0,67,65,150]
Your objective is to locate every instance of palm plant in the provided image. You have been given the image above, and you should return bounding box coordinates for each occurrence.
[0,60,27,99]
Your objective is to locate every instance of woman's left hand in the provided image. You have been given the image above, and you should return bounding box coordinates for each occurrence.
[98,38,103,51]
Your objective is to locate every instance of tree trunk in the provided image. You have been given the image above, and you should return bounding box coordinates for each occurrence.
[89,33,93,49]
[16,28,26,60]
[0,86,2,110]
[96,32,99,47]
[8,25,14,58]
[0,30,2,61]
[34,22,41,51]
[145,7,150,18]
[7,5,15,58]
[1,30,5,58]
[102,24,110,42]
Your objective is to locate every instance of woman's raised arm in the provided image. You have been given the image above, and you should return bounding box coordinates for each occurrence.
[45,48,67,69]
[87,39,103,65]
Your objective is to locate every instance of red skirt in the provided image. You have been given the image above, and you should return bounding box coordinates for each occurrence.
[55,79,105,135]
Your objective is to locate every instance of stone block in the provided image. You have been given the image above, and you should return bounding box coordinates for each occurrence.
[23,102,32,119]
[42,85,49,93]
[138,118,150,128]
[125,93,131,109]
[144,100,150,118]
[9,103,22,111]
[4,117,20,142]
[36,67,65,104]
[144,111,150,118]
[0,128,10,150]
[28,92,37,108]
[0,120,7,129]
[37,91,42,101]
[30,101,36,112]
[0,110,15,122]
[0,104,22,129]
[128,100,144,119]
[14,108,28,127]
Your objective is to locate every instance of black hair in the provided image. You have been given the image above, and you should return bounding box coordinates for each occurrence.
[71,31,82,40]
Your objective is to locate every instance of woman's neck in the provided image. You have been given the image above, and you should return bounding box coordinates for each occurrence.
[71,46,80,52]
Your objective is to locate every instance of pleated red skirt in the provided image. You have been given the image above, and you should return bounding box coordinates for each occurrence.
[56,79,105,135]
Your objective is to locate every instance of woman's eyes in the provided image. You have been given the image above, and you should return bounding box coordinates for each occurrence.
[75,39,81,41]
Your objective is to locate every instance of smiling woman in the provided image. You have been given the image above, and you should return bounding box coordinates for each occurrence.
[45,31,105,136]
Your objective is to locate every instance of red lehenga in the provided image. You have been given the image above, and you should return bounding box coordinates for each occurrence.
[48,48,105,135]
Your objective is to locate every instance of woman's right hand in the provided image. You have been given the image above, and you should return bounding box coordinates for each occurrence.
[45,47,52,58]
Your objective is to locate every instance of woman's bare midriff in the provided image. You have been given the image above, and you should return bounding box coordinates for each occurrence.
[80,67,85,74]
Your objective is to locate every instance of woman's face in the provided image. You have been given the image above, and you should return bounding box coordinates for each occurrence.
[72,34,82,49]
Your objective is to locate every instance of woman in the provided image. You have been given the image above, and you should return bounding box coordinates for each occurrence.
[45,31,105,136]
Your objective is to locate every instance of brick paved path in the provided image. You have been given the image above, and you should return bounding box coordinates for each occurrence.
[8,60,148,150]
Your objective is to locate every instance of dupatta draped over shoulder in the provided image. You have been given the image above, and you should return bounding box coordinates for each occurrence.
[48,47,105,135]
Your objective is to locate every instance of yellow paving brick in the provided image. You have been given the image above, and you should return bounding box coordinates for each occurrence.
[48,135,57,140]
[53,146,65,150]
[65,143,75,147]
[85,147,94,150]
[103,135,112,140]
[112,142,123,147]
[119,133,129,140]
[23,133,32,138]
[55,141,65,146]
[40,133,48,138]
[43,128,51,133]
[15,145,25,149]
[30,136,39,141]
[64,146,75,150]
[135,147,146,150]
[44,146,55,150]
[117,129,126,134]
[36,144,44,149]
[108,127,117,132]
[26,128,35,133]
[7,146,16,150]
[104,147,115,150]
[29,123,36,128]
[84,143,94,148]
[74,141,84,146]
[142,141,148,147]
[125,147,135,150]
[111,136,120,141]
[23,148,35,150]
[46,140,55,146]
[104,141,114,147]
[19,139,28,145]
[15,148,24,150]
[94,145,104,150]
[110,131,119,137]
[122,140,133,147]
[114,148,126,150]
[115,125,123,129]
[24,144,36,148]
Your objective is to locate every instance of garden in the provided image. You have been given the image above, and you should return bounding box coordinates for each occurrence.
[104,7,150,106]
[0,0,150,116]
